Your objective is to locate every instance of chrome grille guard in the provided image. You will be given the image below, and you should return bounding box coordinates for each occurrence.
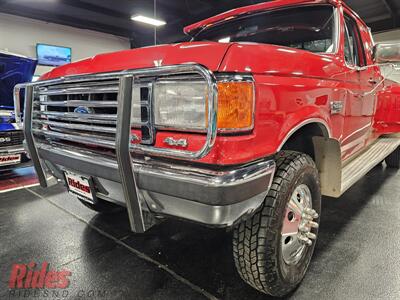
[15,64,218,233]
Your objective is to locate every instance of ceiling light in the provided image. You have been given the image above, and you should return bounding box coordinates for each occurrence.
[131,15,166,27]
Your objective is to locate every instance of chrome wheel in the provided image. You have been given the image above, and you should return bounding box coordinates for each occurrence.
[281,184,319,265]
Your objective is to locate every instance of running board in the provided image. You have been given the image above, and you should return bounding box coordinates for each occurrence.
[314,136,400,198]
[341,137,400,194]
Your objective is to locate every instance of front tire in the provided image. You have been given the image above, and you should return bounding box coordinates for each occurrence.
[233,151,321,297]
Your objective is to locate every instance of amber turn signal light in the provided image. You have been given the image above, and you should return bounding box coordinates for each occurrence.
[217,81,254,130]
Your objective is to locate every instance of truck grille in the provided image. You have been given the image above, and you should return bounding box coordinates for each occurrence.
[23,64,216,162]
[0,130,24,147]
[32,79,153,154]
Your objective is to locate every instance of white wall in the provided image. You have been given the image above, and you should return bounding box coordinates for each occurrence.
[0,12,130,76]
[373,30,400,83]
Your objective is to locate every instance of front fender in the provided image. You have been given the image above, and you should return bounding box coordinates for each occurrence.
[193,74,337,165]
[276,110,332,151]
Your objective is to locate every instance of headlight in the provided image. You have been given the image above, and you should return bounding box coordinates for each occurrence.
[130,76,254,132]
[154,81,207,130]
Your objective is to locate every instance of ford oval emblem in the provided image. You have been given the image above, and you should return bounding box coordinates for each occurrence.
[74,106,93,114]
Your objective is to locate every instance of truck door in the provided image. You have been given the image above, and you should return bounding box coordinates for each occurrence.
[341,13,377,158]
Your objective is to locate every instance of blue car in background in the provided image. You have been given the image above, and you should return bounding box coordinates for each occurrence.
[0,51,37,171]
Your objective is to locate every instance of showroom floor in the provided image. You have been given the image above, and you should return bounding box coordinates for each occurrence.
[0,168,38,193]
[1,164,400,300]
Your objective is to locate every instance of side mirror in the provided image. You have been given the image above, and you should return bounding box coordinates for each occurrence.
[374,43,400,63]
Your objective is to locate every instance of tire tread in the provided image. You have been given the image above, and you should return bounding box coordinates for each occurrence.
[233,151,319,296]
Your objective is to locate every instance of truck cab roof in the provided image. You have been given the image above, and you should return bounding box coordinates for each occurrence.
[184,0,365,36]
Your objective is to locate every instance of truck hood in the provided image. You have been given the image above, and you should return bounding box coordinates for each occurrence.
[219,43,341,79]
[41,42,233,80]
[0,51,37,108]
[41,42,340,81]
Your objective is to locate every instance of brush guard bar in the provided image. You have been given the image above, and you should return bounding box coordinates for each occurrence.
[15,64,218,233]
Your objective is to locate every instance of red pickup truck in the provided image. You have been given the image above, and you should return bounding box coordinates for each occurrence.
[15,0,400,297]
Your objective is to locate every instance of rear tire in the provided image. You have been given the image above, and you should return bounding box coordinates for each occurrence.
[385,147,400,169]
[232,151,321,297]
[78,197,123,214]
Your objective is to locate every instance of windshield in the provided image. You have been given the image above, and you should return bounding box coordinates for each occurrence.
[193,5,336,54]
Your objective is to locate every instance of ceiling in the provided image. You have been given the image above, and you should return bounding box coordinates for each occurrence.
[0,0,399,47]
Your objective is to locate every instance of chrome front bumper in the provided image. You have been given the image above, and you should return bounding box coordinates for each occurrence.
[38,143,275,228]
[0,145,26,155]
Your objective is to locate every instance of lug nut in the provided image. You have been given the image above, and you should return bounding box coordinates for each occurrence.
[304,208,313,214]
[298,235,312,246]
[302,213,313,221]
[306,232,317,240]
[299,224,310,233]
[309,221,319,229]
[304,208,319,219]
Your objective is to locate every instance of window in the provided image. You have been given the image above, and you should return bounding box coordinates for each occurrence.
[193,5,337,54]
[344,14,366,67]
